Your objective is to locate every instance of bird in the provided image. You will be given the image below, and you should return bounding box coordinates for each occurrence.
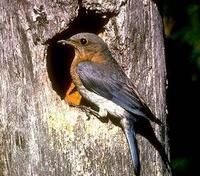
[57,32,170,176]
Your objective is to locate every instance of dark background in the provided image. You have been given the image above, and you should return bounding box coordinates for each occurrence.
[163,0,199,175]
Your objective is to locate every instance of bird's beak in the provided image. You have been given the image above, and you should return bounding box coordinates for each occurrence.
[57,39,76,47]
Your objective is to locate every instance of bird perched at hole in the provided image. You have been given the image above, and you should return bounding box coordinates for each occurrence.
[58,33,169,176]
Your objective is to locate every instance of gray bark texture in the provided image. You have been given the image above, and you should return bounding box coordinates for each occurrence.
[0,0,171,176]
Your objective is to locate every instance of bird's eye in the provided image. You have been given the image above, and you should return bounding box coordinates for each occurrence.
[80,38,87,45]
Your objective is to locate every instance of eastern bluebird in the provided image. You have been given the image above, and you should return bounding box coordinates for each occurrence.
[58,33,170,176]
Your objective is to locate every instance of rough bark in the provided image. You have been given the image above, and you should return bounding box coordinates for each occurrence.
[0,0,170,176]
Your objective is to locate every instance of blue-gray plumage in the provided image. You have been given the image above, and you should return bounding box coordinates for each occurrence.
[77,61,162,125]
[58,33,171,176]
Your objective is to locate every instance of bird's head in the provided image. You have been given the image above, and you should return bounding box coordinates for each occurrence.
[58,33,109,57]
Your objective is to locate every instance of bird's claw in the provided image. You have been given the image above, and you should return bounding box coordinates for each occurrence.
[70,104,101,120]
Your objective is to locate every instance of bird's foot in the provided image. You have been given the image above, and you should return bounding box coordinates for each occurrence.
[70,104,102,120]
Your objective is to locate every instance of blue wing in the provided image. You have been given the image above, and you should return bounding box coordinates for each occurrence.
[77,61,162,124]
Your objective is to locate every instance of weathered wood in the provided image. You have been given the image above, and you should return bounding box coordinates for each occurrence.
[0,0,170,175]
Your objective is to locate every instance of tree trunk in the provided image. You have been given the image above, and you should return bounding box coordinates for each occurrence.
[0,0,170,176]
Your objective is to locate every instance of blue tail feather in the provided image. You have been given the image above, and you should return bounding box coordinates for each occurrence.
[124,127,140,176]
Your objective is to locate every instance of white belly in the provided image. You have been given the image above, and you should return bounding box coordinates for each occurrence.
[79,86,128,118]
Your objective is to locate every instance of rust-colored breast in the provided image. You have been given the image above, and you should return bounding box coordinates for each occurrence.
[65,48,107,105]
